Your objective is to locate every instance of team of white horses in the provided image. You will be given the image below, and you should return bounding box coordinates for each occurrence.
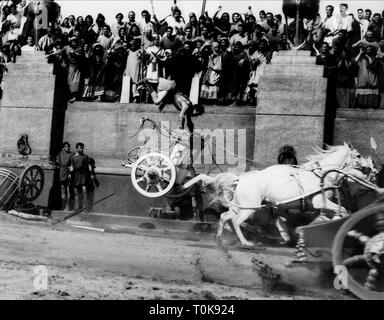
[187,142,382,247]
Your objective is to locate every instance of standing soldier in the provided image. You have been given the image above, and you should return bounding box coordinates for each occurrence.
[56,141,74,211]
[70,142,95,213]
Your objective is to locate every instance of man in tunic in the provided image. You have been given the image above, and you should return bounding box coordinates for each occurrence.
[70,143,95,213]
[56,141,74,211]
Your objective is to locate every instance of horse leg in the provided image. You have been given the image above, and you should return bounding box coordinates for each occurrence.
[276,217,291,244]
[312,194,349,219]
[232,209,255,247]
[217,210,237,244]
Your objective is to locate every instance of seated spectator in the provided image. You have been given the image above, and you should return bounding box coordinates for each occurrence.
[38,25,55,53]
[275,14,287,36]
[280,33,293,50]
[266,23,281,52]
[314,42,330,66]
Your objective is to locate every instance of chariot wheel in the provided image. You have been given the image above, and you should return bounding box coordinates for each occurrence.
[165,165,197,199]
[332,204,384,300]
[18,165,45,202]
[131,152,176,198]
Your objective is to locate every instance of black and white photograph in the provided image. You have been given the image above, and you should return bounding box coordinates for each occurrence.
[0,0,384,306]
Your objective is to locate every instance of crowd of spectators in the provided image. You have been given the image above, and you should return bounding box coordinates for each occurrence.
[0,1,384,109]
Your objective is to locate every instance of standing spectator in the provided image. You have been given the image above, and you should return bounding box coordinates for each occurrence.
[56,141,74,211]
[323,5,338,46]
[146,34,162,83]
[314,42,330,66]
[230,12,243,35]
[126,11,137,33]
[200,41,222,104]
[337,4,352,33]
[93,13,106,36]
[213,7,231,39]
[275,14,287,36]
[160,26,182,51]
[104,45,127,101]
[229,41,249,106]
[185,13,199,39]
[38,25,55,53]
[244,15,257,38]
[83,15,97,45]
[61,17,73,35]
[82,43,107,101]
[335,49,356,108]
[124,39,142,102]
[368,13,383,41]
[229,24,248,48]
[265,12,275,32]
[365,9,372,22]
[357,9,369,40]
[70,143,94,213]
[111,13,125,37]
[193,26,213,46]
[378,41,384,108]
[180,26,194,43]
[111,27,128,50]
[64,37,84,103]
[21,36,35,52]
[218,37,234,104]
[267,23,282,52]
[138,10,156,34]
[354,44,380,108]
[97,25,114,51]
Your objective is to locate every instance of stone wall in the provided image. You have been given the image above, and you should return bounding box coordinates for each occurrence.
[254,50,327,166]
[0,52,55,157]
[63,102,256,172]
[334,108,384,157]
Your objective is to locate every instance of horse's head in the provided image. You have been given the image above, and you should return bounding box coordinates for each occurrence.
[343,142,363,169]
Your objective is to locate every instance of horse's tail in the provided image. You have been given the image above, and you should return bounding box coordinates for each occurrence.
[202,173,239,206]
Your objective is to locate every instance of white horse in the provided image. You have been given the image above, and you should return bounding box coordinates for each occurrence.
[187,143,364,247]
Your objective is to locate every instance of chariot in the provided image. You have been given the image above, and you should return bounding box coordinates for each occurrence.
[0,165,45,210]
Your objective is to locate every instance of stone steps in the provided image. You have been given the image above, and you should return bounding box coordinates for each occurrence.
[271,55,316,65]
[272,50,312,57]
[7,63,53,74]
[258,75,327,92]
[264,64,324,77]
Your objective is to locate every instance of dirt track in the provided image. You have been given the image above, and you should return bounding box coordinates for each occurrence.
[0,212,353,300]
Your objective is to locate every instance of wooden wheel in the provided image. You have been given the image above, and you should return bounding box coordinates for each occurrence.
[332,204,384,300]
[125,146,152,165]
[131,152,176,198]
[165,165,197,199]
[18,165,44,202]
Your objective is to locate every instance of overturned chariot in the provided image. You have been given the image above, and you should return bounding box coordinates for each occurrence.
[0,165,44,210]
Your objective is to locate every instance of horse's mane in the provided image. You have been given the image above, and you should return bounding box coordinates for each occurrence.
[301,145,347,168]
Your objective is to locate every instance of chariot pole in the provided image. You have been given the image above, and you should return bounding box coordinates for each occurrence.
[201,0,207,17]
[295,0,301,46]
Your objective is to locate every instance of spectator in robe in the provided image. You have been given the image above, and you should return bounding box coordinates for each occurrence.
[314,42,330,67]
[378,41,384,108]
[93,13,106,36]
[230,12,243,35]
[357,9,369,40]
[74,16,87,38]
[229,41,249,106]
[111,27,128,50]
[82,43,107,101]
[63,37,84,103]
[365,9,372,22]
[244,15,257,40]
[142,29,154,50]
[213,7,231,39]
[61,17,72,35]
[97,25,114,51]
[200,41,222,104]
[349,14,361,56]
[124,39,142,102]
[218,37,234,104]
[83,15,97,45]
[156,8,185,36]
[368,13,383,42]
[128,24,142,43]
[246,40,269,105]
[111,13,125,37]
[335,49,356,108]
[354,44,380,108]
[139,10,156,34]
[126,11,137,34]
[184,13,199,39]
[38,25,55,53]
[323,5,338,46]
[353,30,379,51]
[104,45,127,101]
[146,34,163,83]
